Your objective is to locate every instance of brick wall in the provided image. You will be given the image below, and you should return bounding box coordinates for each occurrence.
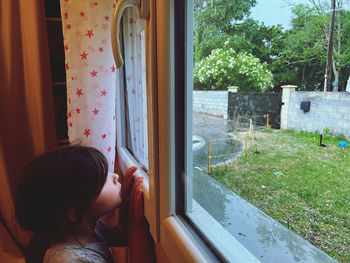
[281,89,350,139]
[193,91,228,119]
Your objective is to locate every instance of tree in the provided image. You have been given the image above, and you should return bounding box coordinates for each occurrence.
[193,42,274,92]
[283,0,350,90]
[224,19,287,88]
[194,0,257,63]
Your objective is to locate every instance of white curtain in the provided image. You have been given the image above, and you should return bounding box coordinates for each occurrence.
[123,8,149,170]
[60,0,117,170]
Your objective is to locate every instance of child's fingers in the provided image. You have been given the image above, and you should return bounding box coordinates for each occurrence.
[130,177,143,198]
[121,166,137,201]
[121,173,135,201]
[125,166,137,177]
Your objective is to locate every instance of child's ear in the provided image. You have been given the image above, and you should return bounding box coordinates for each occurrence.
[67,207,78,223]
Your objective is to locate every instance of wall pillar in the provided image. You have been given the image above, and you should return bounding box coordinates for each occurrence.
[228,86,239,93]
[227,86,239,120]
[280,85,297,129]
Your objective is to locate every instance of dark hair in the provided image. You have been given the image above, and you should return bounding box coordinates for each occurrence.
[15,145,108,263]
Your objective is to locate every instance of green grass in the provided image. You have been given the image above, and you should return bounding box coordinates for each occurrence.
[209,130,350,263]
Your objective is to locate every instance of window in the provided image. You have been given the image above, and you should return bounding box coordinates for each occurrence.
[167,0,342,262]
[115,1,345,262]
[122,8,149,171]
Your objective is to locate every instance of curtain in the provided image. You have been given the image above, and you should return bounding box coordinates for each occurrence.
[0,0,57,251]
[123,8,149,170]
[60,0,117,169]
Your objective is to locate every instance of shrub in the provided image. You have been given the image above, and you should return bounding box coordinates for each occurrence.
[193,42,274,92]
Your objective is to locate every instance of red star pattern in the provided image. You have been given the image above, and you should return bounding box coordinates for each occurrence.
[83,128,91,137]
[76,89,84,97]
[86,29,94,38]
[80,51,88,60]
[90,70,98,77]
[100,89,107,96]
[63,3,144,169]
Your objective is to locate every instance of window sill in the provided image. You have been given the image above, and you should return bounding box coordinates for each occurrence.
[191,170,338,263]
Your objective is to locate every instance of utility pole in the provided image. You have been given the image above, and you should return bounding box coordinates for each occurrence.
[324,0,336,92]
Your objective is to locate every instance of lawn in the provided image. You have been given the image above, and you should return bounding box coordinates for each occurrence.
[209,129,350,263]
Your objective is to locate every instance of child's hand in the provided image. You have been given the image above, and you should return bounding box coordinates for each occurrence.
[121,166,137,202]
[128,176,144,228]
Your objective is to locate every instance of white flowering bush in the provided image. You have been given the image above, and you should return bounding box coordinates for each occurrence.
[194,44,273,92]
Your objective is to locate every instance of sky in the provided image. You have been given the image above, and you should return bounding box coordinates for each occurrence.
[249,0,312,29]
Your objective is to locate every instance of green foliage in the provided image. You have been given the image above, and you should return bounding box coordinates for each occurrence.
[193,1,350,91]
[275,4,350,90]
[194,0,257,62]
[209,130,350,262]
[193,42,274,91]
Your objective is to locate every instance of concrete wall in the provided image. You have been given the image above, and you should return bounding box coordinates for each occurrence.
[193,91,228,119]
[228,92,282,128]
[282,90,350,138]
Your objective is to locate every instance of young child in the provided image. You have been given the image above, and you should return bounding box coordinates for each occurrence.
[15,145,154,263]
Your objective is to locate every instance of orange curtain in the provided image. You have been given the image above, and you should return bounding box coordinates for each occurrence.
[0,0,57,250]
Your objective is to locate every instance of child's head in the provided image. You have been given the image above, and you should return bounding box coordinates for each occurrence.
[16,145,110,234]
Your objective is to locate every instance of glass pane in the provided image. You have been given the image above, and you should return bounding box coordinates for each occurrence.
[185,1,348,262]
[123,7,149,171]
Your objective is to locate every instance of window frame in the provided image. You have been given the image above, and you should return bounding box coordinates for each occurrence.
[150,1,260,262]
[116,1,332,263]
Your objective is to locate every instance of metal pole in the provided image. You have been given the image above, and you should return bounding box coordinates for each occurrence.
[324,0,336,92]
[208,139,212,173]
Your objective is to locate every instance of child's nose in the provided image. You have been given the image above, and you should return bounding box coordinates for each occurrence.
[113,173,119,184]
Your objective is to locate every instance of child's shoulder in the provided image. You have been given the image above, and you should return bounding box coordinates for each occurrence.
[43,242,113,263]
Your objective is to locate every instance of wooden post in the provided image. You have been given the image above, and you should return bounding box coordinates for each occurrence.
[235,115,240,132]
[245,135,248,160]
[266,113,269,129]
[208,139,212,173]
